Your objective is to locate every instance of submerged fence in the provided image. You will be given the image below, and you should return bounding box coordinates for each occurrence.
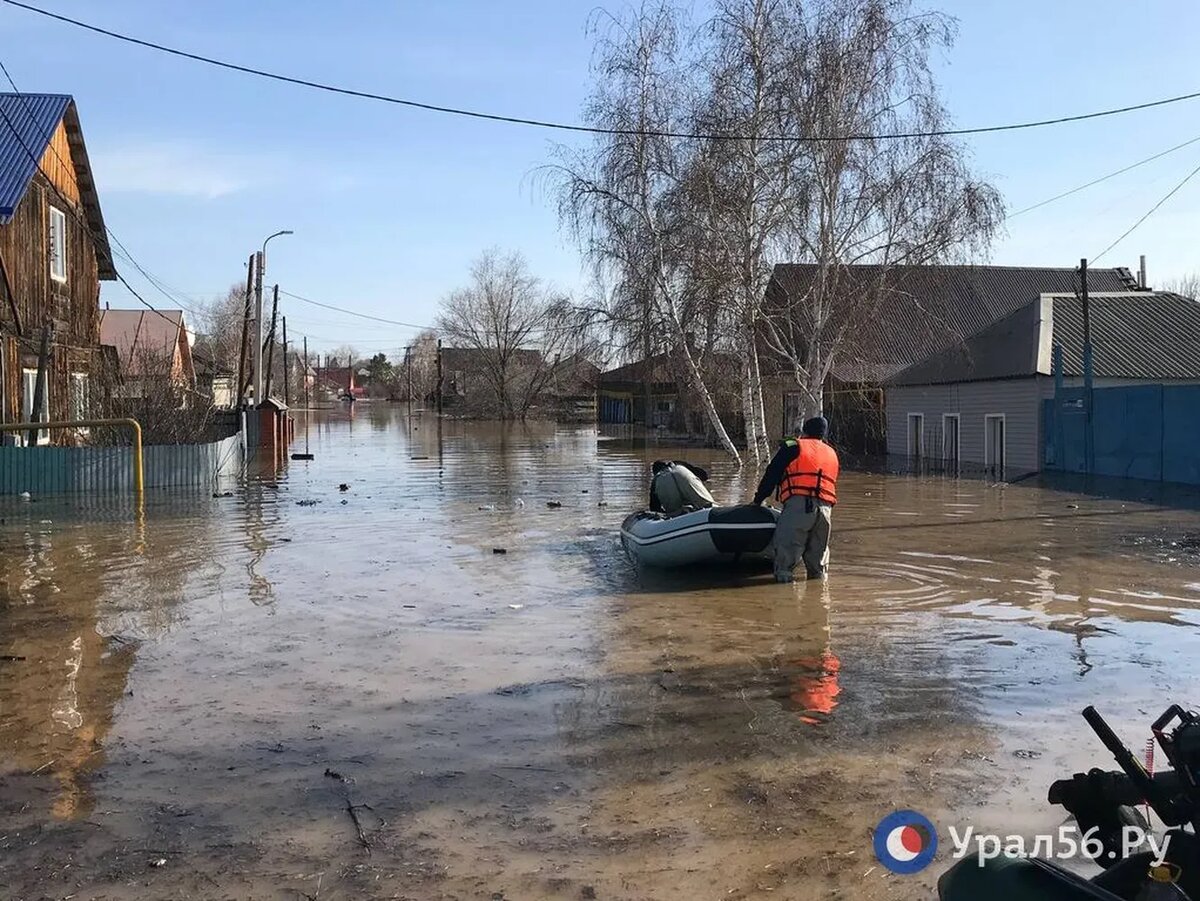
[0,431,244,496]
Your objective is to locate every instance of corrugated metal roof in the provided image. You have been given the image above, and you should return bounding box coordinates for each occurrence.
[1053,292,1200,380]
[887,291,1200,385]
[0,93,115,279]
[767,264,1139,382]
[0,92,69,224]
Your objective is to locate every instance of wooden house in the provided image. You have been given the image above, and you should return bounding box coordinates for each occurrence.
[0,93,114,443]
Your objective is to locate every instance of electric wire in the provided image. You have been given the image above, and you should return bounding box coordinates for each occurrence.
[4,0,1200,143]
[1092,158,1200,263]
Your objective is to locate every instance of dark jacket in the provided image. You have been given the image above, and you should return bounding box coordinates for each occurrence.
[649,461,710,513]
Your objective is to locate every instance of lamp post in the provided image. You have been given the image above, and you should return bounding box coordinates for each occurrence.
[254,230,293,405]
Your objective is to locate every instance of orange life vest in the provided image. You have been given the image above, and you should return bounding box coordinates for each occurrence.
[777,437,839,506]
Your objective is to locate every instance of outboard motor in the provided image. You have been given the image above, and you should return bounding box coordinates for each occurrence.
[939,704,1200,900]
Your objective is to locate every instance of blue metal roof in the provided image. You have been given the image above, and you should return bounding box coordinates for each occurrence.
[0,93,71,225]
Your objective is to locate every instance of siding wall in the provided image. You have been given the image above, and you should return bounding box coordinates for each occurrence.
[886,378,1043,474]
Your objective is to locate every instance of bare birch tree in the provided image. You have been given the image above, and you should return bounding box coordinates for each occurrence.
[552,2,744,463]
[756,0,1004,417]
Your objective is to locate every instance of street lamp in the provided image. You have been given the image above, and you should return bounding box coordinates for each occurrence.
[254,230,293,405]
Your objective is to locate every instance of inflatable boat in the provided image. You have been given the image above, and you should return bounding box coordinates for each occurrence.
[620,504,779,568]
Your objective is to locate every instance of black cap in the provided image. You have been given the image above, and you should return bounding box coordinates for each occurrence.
[801,416,829,439]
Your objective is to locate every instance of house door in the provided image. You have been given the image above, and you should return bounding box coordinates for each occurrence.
[943,414,960,471]
[907,413,924,461]
[985,415,1006,476]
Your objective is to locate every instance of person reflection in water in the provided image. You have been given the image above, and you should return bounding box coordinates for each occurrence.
[785,580,841,725]
[789,650,841,725]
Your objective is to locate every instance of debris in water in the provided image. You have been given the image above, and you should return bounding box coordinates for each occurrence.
[581,886,597,899]
[478,504,497,511]
[18,491,30,501]
[515,498,525,508]
[212,491,233,498]
[493,548,508,555]
[296,499,319,507]
[339,483,350,492]
[1013,749,1042,759]
[508,604,524,610]
[0,654,26,662]
[323,767,353,783]
[547,501,563,509]
[150,858,167,868]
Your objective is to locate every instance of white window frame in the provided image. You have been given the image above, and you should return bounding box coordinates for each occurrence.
[70,372,90,434]
[942,413,961,465]
[49,206,67,283]
[21,367,49,445]
[984,413,1007,474]
[907,412,925,459]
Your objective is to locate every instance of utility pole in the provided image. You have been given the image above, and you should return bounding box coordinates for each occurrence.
[406,345,413,409]
[1080,257,1094,474]
[303,337,310,409]
[263,284,279,400]
[282,316,290,407]
[436,338,443,415]
[253,250,264,407]
[237,253,255,406]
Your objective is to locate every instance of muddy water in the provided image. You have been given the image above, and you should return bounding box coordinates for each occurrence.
[3,407,1200,900]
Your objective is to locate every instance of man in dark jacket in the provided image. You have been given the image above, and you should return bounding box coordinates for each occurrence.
[752,417,840,583]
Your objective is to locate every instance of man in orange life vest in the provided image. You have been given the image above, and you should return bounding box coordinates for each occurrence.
[752,416,840,583]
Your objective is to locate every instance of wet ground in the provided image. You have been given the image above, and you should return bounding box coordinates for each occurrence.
[3,407,1200,900]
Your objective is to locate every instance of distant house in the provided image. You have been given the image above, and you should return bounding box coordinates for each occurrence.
[99,308,196,397]
[316,358,364,399]
[598,353,682,427]
[884,291,1200,477]
[0,93,115,443]
[761,264,1147,451]
[598,350,742,435]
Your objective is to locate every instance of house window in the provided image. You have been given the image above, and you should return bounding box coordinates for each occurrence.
[985,414,1006,476]
[942,413,960,470]
[70,372,89,422]
[22,368,49,445]
[49,207,67,283]
[907,413,924,460]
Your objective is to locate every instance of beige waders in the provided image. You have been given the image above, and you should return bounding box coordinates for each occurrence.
[774,495,833,583]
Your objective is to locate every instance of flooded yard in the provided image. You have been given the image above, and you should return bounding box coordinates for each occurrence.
[4,407,1200,900]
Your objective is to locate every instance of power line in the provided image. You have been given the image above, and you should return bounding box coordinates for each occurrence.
[5,0,1200,143]
[1092,158,1200,263]
[1006,133,1200,219]
[278,290,433,330]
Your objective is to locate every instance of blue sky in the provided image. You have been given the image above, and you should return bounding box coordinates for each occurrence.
[2,0,1199,358]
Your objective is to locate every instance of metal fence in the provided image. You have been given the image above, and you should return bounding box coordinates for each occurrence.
[0,431,244,496]
[1043,384,1200,485]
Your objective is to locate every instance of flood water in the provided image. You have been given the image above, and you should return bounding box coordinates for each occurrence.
[3,406,1200,900]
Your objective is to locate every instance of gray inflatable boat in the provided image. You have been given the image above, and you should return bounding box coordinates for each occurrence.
[620,504,779,568]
